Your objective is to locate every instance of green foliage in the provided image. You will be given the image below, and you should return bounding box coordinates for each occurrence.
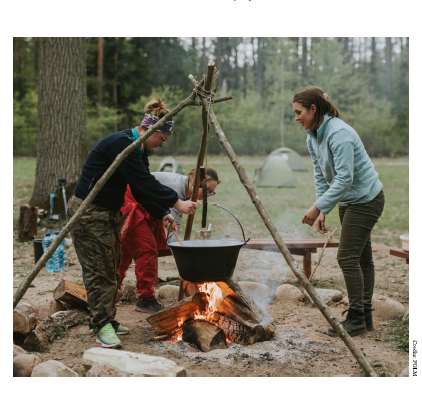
[13,37,408,157]
[13,90,38,156]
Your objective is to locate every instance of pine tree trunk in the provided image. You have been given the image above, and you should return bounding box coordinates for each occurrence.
[302,37,308,77]
[97,37,104,141]
[385,37,393,101]
[114,37,119,132]
[29,38,88,214]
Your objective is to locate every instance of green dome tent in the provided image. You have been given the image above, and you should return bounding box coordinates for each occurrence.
[157,157,184,175]
[269,147,308,171]
[253,154,296,188]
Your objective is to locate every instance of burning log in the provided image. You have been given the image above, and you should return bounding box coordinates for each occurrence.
[210,313,265,345]
[182,320,226,352]
[147,292,208,336]
[212,295,274,343]
[147,280,275,349]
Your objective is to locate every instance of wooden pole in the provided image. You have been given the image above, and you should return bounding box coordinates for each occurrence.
[185,75,375,376]
[13,91,197,309]
[200,167,207,228]
[183,60,216,241]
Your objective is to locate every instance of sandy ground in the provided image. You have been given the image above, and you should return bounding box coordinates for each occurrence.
[13,236,409,377]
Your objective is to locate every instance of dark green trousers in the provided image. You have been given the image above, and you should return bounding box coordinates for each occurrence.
[337,190,385,313]
[67,196,121,330]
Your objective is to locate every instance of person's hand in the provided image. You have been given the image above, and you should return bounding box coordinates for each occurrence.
[163,214,177,233]
[302,205,320,227]
[174,200,199,215]
[316,212,328,234]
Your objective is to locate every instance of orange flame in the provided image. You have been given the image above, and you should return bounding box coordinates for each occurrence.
[196,282,224,322]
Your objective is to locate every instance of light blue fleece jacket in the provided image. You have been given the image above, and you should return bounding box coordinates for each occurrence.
[306,114,383,215]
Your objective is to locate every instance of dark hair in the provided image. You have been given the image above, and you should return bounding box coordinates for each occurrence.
[144,98,169,118]
[292,86,339,129]
[187,167,221,185]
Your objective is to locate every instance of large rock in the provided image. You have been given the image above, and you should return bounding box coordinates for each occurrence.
[274,284,305,303]
[13,354,41,377]
[34,298,66,320]
[314,288,343,304]
[121,283,137,303]
[372,295,406,321]
[31,360,78,377]
[238,282,274,306]
[157,285,179,301]
[13,344,25,359]
[86,363,132,377]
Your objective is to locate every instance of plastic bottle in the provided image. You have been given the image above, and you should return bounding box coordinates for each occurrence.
[55,227,66,271]
[42,229,57,272]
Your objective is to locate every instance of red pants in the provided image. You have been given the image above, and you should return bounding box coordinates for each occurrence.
[118,186,167,299]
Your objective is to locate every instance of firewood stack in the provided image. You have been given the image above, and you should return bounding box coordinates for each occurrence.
[147,279,275,352]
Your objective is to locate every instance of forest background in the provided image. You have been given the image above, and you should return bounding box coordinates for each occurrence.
[13,37,409,158]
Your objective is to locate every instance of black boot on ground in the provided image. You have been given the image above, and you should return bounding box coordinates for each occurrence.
[134,297,164,313]
[328,309,367,337]
[364,307,375,331]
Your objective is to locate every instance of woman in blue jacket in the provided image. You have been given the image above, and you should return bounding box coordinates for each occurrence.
[292,86,385,337]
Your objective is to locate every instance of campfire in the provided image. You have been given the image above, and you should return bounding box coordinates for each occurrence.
[147,279,275,352]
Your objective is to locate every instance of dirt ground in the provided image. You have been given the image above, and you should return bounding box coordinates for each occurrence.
[13,235,409,377]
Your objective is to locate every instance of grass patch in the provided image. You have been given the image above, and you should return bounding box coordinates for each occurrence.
[74,280,84,287]
[375,317,409,352]
[55,324,68,338]
[14,156,408,247]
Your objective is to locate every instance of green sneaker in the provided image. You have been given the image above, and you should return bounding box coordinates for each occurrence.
[96,323,122,348]
[116,325,129,335]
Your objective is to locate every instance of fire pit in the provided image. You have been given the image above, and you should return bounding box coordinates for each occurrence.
[147,280,275,352]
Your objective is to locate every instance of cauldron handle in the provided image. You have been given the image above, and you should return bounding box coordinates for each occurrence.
[208,203,250,244]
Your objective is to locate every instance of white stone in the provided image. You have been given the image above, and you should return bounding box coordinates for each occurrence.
[86,363,133,377]
[82,347,187,377]
[31,360,78,377]
[121,282,137,303]
[314,288,343,304]
[13,344,25,359]
[157,285,179,301]
[402,308,409,323]
[372,295,406,321]
[274,284,305,303]
[13,354,42,377]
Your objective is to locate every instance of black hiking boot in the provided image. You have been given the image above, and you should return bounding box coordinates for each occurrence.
[364,307,375,331]
[134,297,164,313]
[328,309,367,337]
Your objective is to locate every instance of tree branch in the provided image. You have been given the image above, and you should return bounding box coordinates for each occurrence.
[191,96,233,106]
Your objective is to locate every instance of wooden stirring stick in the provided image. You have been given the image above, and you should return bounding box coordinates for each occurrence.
[172,230,184,247]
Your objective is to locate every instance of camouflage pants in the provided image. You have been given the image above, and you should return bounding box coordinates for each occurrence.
[67,195,121,330]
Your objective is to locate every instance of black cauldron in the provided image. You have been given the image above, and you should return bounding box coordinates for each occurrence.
[167,238,245,282]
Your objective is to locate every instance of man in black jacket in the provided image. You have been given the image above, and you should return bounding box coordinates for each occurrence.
[68,102,198,347]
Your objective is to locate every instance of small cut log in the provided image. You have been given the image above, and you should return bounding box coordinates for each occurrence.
[182,320,226,352]
[22,310,88,352]
[13,302,39,332]
[34,297,66,320]
[147,292,208,336]
[53,280,87,309]
[18,206,38,242]
[82,347,187,377]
